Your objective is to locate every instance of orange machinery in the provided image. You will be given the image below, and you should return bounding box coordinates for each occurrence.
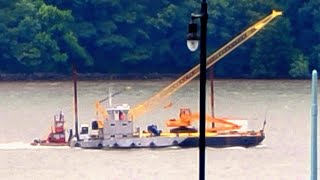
[166,108,241,132]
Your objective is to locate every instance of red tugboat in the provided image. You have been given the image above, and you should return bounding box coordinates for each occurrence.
[31,112,70,146]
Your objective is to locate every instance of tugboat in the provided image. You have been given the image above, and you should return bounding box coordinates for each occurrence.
[31,112,71,146]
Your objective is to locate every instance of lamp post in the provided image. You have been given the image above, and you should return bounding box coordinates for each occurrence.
[186,1,208,180]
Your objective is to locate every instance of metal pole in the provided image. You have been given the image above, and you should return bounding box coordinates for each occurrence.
[210,66,215,128]
[311,69,318,180]
[199,1,208,180]
[72,64,80,141]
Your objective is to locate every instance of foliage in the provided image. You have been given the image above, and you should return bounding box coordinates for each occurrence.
[0,0,92,73]
[289,52,309,78]
[250,17,295,78]
[0,0,318,78]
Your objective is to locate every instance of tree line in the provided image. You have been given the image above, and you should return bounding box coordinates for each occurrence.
[0,0,319,78]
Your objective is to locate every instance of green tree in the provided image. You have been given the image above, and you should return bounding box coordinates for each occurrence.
[0,0,92,73]
[1,0,313,79]
[289,51,309,78]
[298,0,320,70]
[250,17,296,78]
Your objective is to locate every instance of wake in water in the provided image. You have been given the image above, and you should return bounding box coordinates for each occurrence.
[251,143,268,149]
[222,146,247,150]
[207,144,267,150]
[0,142,267,151]
[224,144,267,150]
[0,142,69,150]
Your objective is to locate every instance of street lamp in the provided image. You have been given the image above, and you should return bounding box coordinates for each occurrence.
[186,1,208,180]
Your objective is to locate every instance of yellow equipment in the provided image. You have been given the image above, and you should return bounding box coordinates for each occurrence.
[95,100,107,128]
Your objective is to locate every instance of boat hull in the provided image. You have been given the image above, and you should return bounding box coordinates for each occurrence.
[30,142,69,146]
[179,134,264,148]
[70,131,264,149]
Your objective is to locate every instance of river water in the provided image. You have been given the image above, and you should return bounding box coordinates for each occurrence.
[0,79,316,179]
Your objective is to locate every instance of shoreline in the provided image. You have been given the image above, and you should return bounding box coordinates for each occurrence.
[0,73,308,81]
[0,73,181,81]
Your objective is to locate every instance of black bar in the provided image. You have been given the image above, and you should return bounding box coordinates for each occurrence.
[199,1,208,180]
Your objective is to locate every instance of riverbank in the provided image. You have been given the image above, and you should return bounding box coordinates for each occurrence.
[0,73,181,81]
[0,72,308,81]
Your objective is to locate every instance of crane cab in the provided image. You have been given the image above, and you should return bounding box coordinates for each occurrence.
[103,104,133,139]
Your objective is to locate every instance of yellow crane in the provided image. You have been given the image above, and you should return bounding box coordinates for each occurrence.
[96,10,282,125]
[127,10,282,120]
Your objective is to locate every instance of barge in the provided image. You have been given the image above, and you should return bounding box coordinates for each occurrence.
[69,104,264,149]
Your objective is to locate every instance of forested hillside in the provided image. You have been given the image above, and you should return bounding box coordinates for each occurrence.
[0,0,319,78]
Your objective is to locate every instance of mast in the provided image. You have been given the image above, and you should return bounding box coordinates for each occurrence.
[209,66,215,128]
[72,64,80,141]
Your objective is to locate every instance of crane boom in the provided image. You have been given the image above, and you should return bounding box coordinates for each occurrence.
[128,10,282,120]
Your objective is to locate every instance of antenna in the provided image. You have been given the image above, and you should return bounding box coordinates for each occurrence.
[262,110,268,132]
[109,87,112,107]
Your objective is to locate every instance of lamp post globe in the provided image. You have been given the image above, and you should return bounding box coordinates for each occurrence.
[187,39,199,52]
[187,22,199,51]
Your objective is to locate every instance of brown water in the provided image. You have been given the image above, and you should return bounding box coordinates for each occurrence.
[0,79,315,179]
